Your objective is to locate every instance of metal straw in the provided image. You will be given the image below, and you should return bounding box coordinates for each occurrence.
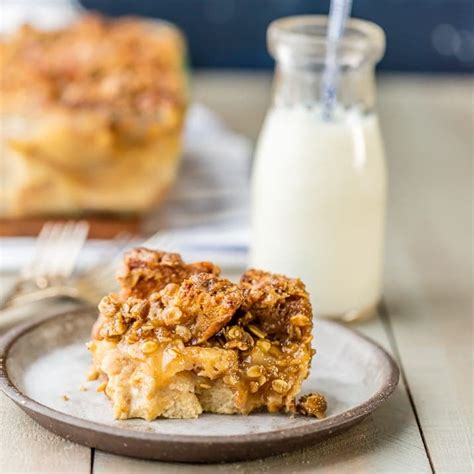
[320,0,353,120]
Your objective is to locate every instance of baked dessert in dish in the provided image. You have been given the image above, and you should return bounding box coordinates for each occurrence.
[0,15,186,217]
[88,248,326,420]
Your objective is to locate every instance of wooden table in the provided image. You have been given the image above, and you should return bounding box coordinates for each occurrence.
[1,73,472,473]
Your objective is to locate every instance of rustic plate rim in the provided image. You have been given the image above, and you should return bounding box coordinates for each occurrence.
[0,306,399,445]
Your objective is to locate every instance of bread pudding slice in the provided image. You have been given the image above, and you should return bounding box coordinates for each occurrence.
[88,248,323,420]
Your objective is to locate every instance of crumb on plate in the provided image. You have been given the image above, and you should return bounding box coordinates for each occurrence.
[297,393,327,418]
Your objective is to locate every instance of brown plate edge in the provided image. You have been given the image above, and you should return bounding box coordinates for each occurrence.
[0,307,400,463]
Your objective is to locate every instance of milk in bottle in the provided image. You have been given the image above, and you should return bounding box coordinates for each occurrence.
[250,16,387,321]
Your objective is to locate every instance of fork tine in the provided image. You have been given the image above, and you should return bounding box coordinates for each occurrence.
[1,221,57,310]
[33,222,64,287]
[40,221,89,281]
[21,222,54,279]
[2,220,89,310]
[49,221,75,278]
[58,221,89,278]
[28,222,60,284]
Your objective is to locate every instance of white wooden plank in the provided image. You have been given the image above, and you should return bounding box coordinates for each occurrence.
[0,392,91,474]
[379,76,472,473]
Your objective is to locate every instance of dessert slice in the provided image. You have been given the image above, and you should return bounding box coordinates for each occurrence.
[88,248,324,420]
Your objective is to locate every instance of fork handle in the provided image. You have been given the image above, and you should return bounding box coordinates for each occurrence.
[1,286,81,310]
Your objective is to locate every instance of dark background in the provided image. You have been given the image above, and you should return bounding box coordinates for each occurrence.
[80,0,474,72]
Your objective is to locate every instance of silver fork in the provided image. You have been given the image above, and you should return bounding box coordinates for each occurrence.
[1,221,89,310]
[0,229,174,310]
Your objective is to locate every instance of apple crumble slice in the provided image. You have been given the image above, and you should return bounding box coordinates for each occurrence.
[88,248,325,420]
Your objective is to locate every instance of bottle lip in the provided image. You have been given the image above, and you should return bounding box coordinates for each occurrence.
[268,15,386,67]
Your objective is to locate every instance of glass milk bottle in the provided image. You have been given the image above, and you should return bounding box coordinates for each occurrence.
[250,16,387,321]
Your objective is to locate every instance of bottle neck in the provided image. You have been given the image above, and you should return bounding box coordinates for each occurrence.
[272,62,377,114]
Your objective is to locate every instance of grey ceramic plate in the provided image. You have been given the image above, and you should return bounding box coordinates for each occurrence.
[0,307,399,463]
